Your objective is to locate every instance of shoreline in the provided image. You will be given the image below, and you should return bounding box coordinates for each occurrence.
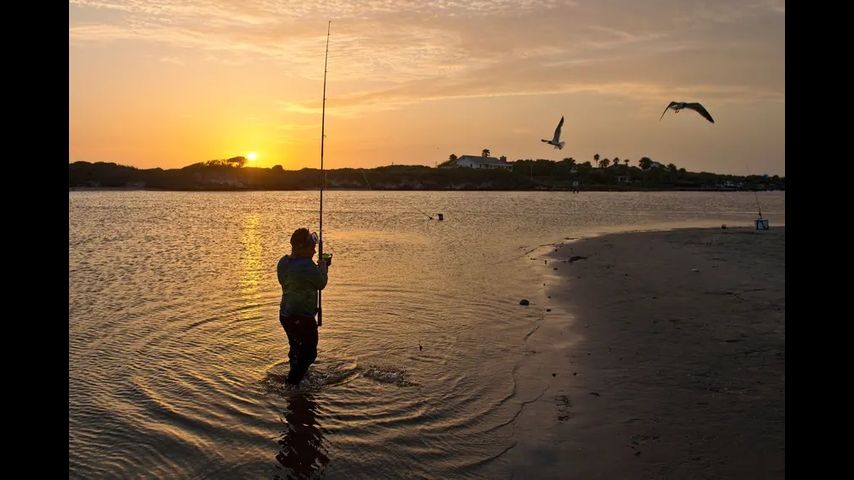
[506,226,784,478]
[69,187,785,193]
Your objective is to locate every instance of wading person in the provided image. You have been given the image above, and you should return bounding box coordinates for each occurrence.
[277,228,329,386]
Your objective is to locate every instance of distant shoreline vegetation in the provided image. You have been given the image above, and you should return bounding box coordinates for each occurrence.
[69,156,784,192]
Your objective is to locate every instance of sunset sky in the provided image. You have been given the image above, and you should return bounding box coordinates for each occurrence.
[69,0,785,175]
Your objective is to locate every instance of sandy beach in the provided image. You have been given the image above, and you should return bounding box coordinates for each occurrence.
[507,226,784,479]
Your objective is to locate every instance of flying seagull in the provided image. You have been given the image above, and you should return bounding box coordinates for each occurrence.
[541,116,565,149]
[659,102,714,123]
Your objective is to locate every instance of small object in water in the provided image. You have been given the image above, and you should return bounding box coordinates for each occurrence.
[590,392,600,396]
[552,373,556,377]
[546,308,551,312]
[544,260,547,264]
[519,299,530,306]
[419,344,422,351]
[691,268,699,272]
[573,372,578,376]
[437,213,444,221]
[568,255,587,263]
[721,224,727,229]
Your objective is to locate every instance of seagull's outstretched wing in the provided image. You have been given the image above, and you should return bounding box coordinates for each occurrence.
[552,116,564,142]
[659,101,678,121]
[686,103,714,123]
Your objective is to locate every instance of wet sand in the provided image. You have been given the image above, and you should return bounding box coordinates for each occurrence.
[508,226,784,479]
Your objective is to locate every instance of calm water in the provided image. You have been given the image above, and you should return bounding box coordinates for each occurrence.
[69,190,784,479]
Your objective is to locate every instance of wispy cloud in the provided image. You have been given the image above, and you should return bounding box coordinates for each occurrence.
[158,55,184,65]
[69,0,575,78]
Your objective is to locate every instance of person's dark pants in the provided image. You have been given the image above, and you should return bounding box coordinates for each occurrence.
[279,314,318,385]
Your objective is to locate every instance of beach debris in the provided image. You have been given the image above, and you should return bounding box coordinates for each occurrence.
[555,395,573,421]
[659,101,715,123]
[590,392,600,396]
[546,308,552,312]
[568,255,587,263]
[519,299,530,306]
[541,115,566,149]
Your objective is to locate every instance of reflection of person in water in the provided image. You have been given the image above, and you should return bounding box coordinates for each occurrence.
[275,393,329,479]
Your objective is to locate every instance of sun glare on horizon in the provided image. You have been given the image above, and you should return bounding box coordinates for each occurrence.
[247,152,257,161]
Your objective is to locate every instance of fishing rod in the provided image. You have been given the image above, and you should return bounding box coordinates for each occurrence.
[318,21,331,328]
[744,161,763,219]
[364,167,434,220]
[414,207,433,220]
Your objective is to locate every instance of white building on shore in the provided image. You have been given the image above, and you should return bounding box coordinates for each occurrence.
[445,155,512,170]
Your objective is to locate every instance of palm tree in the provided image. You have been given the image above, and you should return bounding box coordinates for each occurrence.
[639,157,653,170]
[449,154,458,162]
[594,153,600,163]
[482,149,491,158]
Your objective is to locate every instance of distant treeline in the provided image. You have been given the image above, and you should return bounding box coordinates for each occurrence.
[69,157,785,192]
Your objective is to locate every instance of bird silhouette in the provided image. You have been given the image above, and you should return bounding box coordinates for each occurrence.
[659,102,714,123]
[541,116,566,149]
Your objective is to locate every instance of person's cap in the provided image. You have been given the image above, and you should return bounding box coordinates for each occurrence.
[290,228,317,248]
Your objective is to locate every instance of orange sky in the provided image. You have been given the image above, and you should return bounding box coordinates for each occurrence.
[69,0,785,176]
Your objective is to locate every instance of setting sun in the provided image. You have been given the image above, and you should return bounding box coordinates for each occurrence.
[247,152,257,162]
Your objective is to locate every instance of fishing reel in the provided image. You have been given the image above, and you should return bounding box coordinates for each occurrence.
[321,252,333,266]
